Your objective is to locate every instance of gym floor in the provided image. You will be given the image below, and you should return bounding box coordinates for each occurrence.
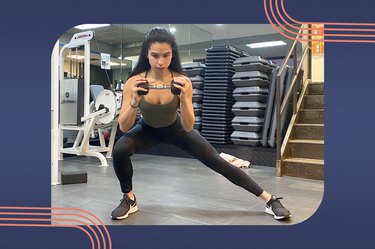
[52,154,324,225]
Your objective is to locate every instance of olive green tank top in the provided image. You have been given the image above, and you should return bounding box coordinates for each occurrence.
[139,96,179,128]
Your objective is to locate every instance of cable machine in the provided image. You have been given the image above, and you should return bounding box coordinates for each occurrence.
[58,30,119,167]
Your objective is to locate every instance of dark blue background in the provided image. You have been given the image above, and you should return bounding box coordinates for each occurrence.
[0,0,374,248]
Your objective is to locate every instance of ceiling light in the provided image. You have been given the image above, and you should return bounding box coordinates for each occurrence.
[110,62,127,66]
[75,24,110,30]
[67,55,85,60]
[125,56,139,61]
[247,40,287,48]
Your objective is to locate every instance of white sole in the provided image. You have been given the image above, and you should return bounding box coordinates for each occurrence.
[265,207,291,220]
[112,205,138,220]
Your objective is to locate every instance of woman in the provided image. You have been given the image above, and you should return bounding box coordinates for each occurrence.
[111,26,291,221]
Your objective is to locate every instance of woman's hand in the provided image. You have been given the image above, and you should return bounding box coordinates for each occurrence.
[173,75,194,131]
[172,76,192,102]
[118,75,147,132]
[130,76,148,106]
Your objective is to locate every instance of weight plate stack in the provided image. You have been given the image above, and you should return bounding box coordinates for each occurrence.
[201,45,242,144]
[231,56,274,147]
[182,62,206,131]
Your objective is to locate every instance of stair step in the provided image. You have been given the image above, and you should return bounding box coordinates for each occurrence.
[293,124,324,140]
[290,139,324,144]
[308,82,324,95]
[289,139,324,159]
[303,95,324,109]
[298,109,324,124]
[295,123,324,127]
[283,158,324,180]
[284,158,324,165]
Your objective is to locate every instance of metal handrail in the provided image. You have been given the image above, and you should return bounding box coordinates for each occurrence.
[275,24,311,176]
[281,46,309,114]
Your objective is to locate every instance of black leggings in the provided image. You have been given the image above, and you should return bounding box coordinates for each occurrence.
[112,117,264,196]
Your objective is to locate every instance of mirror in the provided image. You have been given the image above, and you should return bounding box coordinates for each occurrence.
[60,24,293,90]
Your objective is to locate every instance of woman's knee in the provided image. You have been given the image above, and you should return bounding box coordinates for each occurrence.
[196,144,220,164]
[112,137,135,161]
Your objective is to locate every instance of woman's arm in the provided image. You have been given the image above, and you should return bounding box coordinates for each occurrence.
[117,75,148,132]
[173,75,195,131]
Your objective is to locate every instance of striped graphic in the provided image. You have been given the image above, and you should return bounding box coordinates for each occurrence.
[265,0,375,43]
[0,206,112,249]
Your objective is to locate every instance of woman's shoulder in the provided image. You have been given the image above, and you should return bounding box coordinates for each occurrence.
[126,72,147,82]
[172,71,191,81]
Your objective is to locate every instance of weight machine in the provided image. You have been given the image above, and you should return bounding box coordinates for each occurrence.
[58,30,119,167]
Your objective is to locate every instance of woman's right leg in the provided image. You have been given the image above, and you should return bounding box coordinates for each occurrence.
[112,121,159,194]
[111,121,159,219]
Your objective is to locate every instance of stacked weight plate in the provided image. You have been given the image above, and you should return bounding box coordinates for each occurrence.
[201,45,242,144]
[182,62,206,131]
[267,65,294,148]
[231,56,274,146]
[260,66,279,147]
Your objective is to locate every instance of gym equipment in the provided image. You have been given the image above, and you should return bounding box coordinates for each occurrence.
[231,116,264,132]
[94,90,117,124]
[61,171,87,185]
[183,62,206,132]
[233,56,273,73]
[267,66,293,148]
[58,31,119,167]
[182,62,206,77]
[193,116,202,130]
[232,101,266,116]
[137,80,182,95]
[192,89,203,102]
[232,71,270,87]
[190,75,204,90]
[201,45,242,144]
[230,55,275,147]
[233,86,269,102]
[261,67,279,147]
[193,102,202,116]
[231,131,261,146]
[59,78,84,126]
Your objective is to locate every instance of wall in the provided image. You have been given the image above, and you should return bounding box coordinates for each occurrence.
[311,24,324,82]
[312,57,324,82]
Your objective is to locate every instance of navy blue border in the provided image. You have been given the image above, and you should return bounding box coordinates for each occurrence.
[1,0,374,248]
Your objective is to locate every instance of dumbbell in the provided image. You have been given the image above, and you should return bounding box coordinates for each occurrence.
[137,80,182,95]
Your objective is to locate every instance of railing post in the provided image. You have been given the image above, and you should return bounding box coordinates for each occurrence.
[308,24,312,80]
[293,79,297,115]
[293,45,298,115]
[293,44,298,75]
[276,75,281,177]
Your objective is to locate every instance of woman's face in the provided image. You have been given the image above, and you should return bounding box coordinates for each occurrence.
[147,42,173,70]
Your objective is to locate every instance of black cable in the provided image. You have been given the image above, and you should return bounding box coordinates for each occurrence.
[95,39,112,88]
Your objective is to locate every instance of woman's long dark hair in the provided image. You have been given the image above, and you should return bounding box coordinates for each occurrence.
[129,26,186,78]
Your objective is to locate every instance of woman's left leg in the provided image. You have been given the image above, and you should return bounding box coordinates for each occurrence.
[166,129,264,196]
[166,128,291,220]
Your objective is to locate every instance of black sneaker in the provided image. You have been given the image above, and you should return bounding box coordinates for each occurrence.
[265,195,291,220]
[111,194,138,220]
